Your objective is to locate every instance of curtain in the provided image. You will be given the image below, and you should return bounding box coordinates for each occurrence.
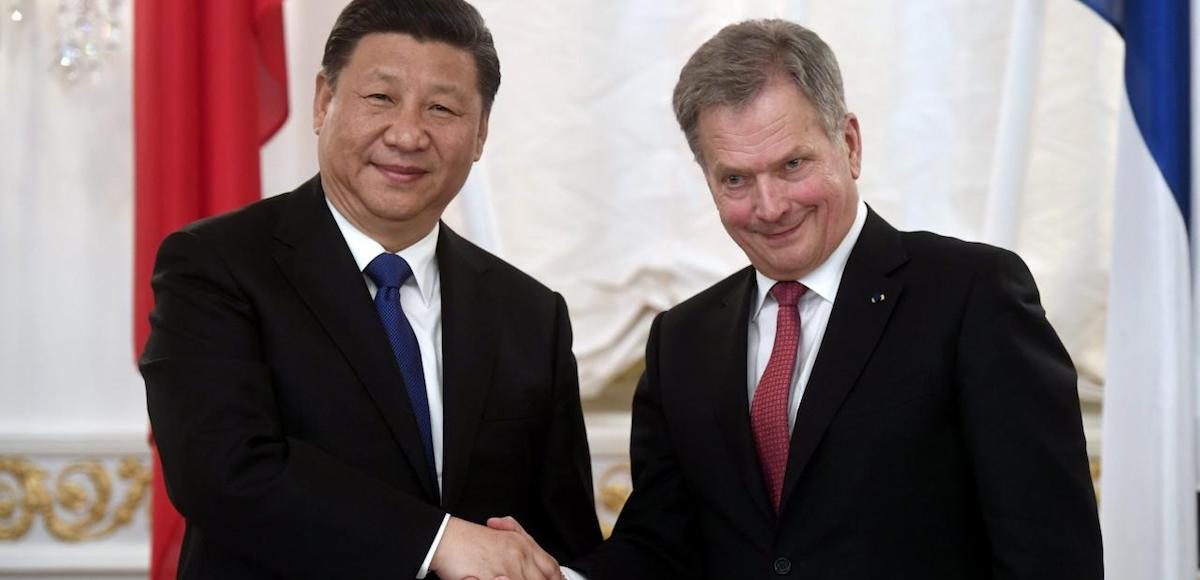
[263,0,1121,398]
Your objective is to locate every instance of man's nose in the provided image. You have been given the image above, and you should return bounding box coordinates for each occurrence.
[382,107,431,151]
[752,178,787,221]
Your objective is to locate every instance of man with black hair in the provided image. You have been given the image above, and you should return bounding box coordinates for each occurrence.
[142,1,601,578]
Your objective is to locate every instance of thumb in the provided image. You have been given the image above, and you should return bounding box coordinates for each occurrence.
[485,516,526,535]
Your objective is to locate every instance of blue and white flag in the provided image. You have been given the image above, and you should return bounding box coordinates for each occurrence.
[1083,0,1198,577]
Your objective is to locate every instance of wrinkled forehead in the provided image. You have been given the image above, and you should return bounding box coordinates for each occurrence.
[698,82,825,163]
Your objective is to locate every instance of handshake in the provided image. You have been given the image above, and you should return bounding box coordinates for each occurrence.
[429,515,570,580]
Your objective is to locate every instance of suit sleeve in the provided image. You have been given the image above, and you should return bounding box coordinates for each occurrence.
[141,230,446,578]
[955,249,1103,579]
[524,293,604,560]
[571,313,701,579]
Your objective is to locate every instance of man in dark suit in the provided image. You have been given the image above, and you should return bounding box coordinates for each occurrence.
[140,1,601,578]
[558,19,1102,579]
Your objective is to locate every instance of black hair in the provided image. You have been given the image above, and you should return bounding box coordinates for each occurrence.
[322,0,500,111]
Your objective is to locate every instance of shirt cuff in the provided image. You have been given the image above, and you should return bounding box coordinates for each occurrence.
[562,566,589,580]
[416,514,451,579]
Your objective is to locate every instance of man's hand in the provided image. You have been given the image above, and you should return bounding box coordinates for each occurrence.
[430,516,560,580]
[485,517,570,580]
[484,516,527,536]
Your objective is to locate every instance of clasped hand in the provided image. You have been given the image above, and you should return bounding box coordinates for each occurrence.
[429,516,562,580]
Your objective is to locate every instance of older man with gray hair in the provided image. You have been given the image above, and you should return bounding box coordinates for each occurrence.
[562,18,1103,579]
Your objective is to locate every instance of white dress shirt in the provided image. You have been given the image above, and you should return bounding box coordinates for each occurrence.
[326,199,449,578]
[747,198,867,431]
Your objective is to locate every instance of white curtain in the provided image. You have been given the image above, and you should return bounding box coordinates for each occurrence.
[0,0,144,436]
[1,0,1121,429]
[264,0,1121,398]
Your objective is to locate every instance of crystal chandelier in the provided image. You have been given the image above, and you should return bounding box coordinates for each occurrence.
[7,0,26,22]
[54,0,124,82]
[3,0,125,84]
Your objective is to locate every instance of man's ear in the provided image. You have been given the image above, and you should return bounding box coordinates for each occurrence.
[473,110,490,161]
[313,72,334,135]
[843,113,862,179]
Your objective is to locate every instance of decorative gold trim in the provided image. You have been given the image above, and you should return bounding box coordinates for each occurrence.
[0,456,150,542]
[595,463,632,538]
[597,463,632,514]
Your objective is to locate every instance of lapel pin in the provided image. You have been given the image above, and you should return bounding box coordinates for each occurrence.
[870,293,886,304]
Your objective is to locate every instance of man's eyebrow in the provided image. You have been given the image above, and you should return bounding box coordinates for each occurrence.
[709,148,806,175]
[427,82,467,98]
[709,160,742,175]
[365,69,400,82]
[362,71,466,98]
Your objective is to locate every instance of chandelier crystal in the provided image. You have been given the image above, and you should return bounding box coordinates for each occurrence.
[53,0,124,83]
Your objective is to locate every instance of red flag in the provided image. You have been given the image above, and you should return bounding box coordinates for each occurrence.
[134,1,288,577]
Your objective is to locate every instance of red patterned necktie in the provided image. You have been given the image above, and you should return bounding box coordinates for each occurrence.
[751,281,806,513]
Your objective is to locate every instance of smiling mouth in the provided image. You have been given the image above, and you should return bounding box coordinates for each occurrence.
[763,224,801,242]
[762,212,810,241]
[373,163,430,184]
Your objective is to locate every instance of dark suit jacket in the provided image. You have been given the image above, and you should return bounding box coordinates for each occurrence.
[141,176,602,579]
[576,209,1102,579]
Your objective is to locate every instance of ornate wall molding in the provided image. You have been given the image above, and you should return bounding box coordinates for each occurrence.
[0,433,151,577]
[584,413,633,537]
[0,455,150,542]
[595,463,631,538]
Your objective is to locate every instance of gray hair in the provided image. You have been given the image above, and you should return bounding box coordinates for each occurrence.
[672,19,847,164]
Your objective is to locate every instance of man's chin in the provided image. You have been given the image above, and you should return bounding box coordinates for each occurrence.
[749,253,817,281]
[352,196,419,221]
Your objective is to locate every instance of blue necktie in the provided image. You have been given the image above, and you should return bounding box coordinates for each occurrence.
[364,253,436,487]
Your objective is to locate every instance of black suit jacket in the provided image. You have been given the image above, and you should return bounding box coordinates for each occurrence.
[576,209,1102,579]
[141,176,602,579]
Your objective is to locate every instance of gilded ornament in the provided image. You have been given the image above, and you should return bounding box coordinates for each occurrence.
[0,455,150,542]
[597,463,632,514]
[595,463,632,539]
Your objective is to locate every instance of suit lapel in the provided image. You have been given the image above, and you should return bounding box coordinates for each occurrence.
[270,177,440,502]
[705,269,776,524]
[779,209,907,513]
[436,225,498,511]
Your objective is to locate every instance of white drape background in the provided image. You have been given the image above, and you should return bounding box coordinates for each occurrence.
[0,0,1121,482]
[0,0,1122,425]
[263,0,1121,400]
[0,0,142,437]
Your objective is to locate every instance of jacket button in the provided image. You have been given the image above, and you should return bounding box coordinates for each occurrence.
[773,557,792,575]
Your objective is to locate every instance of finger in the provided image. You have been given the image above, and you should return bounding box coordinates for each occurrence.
[515,535,558,580]
[520,556,547,580]
[502,516,525,535]
[531,548,560,580]
[486,516,518,531]
[503,516,536,542]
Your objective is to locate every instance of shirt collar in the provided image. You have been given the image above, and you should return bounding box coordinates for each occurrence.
[751,197,868,320]
[325,197,440,306]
